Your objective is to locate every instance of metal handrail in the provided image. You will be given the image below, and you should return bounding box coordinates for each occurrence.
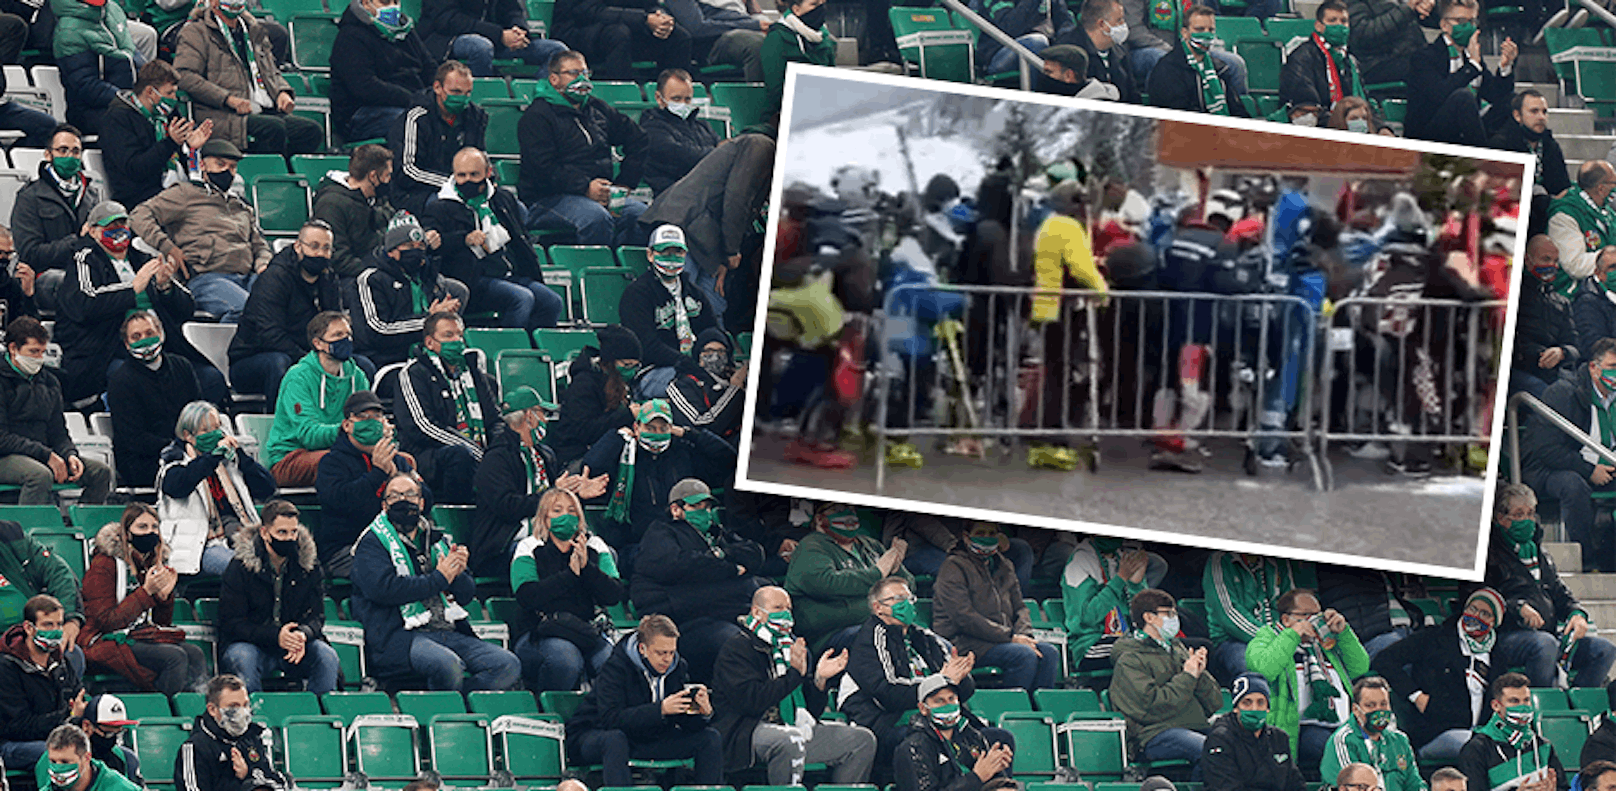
[934,0,1045,90]
[1507,390,1616,485]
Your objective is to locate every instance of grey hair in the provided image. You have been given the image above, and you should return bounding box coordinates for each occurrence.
[1494,483,1537,515]
[175,400,223,440]
[46,723,89,756]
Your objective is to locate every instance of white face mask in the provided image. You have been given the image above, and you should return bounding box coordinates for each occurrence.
[11,353,42,376]
[1346,117,1371,134]
[666,101,696,120]
[1293,113,1318,127]
[1108,22,1128,45]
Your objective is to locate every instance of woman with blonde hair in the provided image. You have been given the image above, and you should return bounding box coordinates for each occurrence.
[510,487,624,692]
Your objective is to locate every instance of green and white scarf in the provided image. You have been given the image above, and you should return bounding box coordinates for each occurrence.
[521,443,550,494]
[663,277,696,354]
[216,15,273,110]
[1296,640,1344,724]
[745,613,806,725]
[1186,40,1228,115]
[1135,626,1173,652]
[432,352,486,448]
[367,511,469,629]
[604,427,639,524]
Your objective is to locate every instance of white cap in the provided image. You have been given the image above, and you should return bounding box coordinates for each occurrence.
[87,694,136,726]
[650,224,687,251]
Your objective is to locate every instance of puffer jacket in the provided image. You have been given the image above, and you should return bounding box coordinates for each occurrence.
[79,524,179,691]
[932,545,1031,658]
[173,7,293,149]
[155,438,277,574]
[1108,633,1222,749]
[218,524,327,652]
[52,0,136,117]
[567,631,710,739]
[128,177,272,278]
[311,171,397,279]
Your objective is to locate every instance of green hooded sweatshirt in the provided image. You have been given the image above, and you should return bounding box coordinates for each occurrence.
[264,351,371,468]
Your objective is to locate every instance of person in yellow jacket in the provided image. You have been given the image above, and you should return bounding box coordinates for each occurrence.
[1027,181,1108,470]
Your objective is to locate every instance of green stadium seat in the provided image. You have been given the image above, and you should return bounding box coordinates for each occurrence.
[495,711,566,781]
[252,175,311,235]
[814,786,878,791]
[734,332,751,362]
[1033,688,1100,718]
[532,329,597,376]
[290,154,346,187]
[1176,598,1205,627]
[172,598,194,621]
[483,99,525,156]
[289,14,340,70]
[32,530,84,579]
[466,327,533,362]
[347,712,421,780]
[615,245,647,270]
[281,715,348,787]
[1027,784,1089,791]
[322,691,394,722]
[235,154,289,185]
[119,692,174,719]
[996,712,1058,776]
[914,598,933,628]
[485,597,521,625]
[430,505,474,545]
[1571,687,1609,714]
[1539,713,1590,762]
[236,414,276,464]
[539,690,585,719]
[497,350,558,404]
[193,598,219,621]
[494,158,522,190]
[579,267,633,325]
[547,245,618,278]
[131,717,193,785]
[1042,599,1066,629]
[471,77,513,101]
[889,8,974,83]
[743,786,807,791]
[708,83,766,132]
[396,690,468,721]
[1533,688,1572,712]
[250,691,321,728]
[1264,17,1313,44]
[428,714,495,784]
[323,620,367,688]
[968,689,1032,723]
[469,690,539,717]
[3,505,63,530]
[1060,713,1128,779]
[69,504,124,532]
[260,0,329,19]
[173,692,207,719]
[323,598,345,622]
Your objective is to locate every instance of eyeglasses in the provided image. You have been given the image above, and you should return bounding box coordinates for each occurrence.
[383,491,422,503]
[49,145,82,156]
[879,594,914,605]
[557,68,589,78]
[1154,608,1178,617]
[1339,784,1380,791]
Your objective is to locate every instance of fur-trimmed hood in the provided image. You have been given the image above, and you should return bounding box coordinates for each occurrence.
[91,523,171,566]
[233,524,318,574]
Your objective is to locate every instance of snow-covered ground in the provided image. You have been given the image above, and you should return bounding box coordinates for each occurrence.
[782,108,989,197]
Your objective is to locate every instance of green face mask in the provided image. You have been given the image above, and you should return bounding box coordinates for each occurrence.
[48,761,80,790]
[766,609,794,632]
[1506,518,1537,544]
[1091,537,1125,554]
[442,93,470,115]
[927,702,962,728]
[968,535,1000,555]
[194,428,225,455]
[1237,709,1268,732]
[1364,708,1393,732]
[562,73,593,103]
[1603,270,1616,293]
[437,340,467,366]
[683,506,718,532]
[351,418,385,446]
[889,597,920,626]
[616,363,640,381]
[1450,21,1476,45]
[548,512,580,541]
[1321,23,1348,46]
[1503,703,1537,729]
[52,156,81,180]
[826,509,861,536]
[1188,30,1215,48]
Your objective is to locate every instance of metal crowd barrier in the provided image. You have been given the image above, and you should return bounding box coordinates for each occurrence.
[873,283,1322,492]
[1315,297,1507,488]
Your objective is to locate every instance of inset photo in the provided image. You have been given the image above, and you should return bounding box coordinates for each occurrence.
[739,66,1535,577]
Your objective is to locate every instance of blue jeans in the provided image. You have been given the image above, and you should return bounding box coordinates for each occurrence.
[633,366,680,400]
[232,351,377,399]
[1210,639,1248,686]
[407,629,522,691]
[1143,727,1206,780]
[0,99,59,147]
[221,639,341,695]
[188,272,257,323]
[469,275,564,331]
[987,33,1049,75]
[1509,366,1555,399]
[449,33,569,77]
[1418,728,1471,765]
[1360,627,1410,661]
[199,543,235,577]
[347,106,407,142]
[0,739,44,769]
[979,640,1060,691]
[514,633,612,692]
[525,193,649,246]
[1298,723,1331,770]
[1494,628,1616,688]
[1129,45,1248,95]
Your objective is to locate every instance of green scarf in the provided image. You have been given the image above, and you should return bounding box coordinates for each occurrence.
[1185,40,1228,115]
[1507,524,1541,565]
[1474,711,1533,750]
[905,631,934,677]
[367,511,469,629]
[215,15,271,108]
[431,352,486,447]
[1549,267,1579,301]
[1298,639,1344,723]
[1548,186,1614,252]
[466,192,497,228]
[603,427,639,524]
[1134,626,1173,652]
[744,613,807,725]
[407,277,430,315]
[520,442,550,494]
[1596,385,1616,456]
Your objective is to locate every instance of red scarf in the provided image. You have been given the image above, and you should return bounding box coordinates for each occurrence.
[1314,33,1345,103]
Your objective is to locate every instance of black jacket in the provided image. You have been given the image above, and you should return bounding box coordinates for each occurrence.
[1457,726,1569,791]
[469,427,561,577]
[1345,0,1426,83]
[0,358,78,464]
[218,525,327,653]
[895,713,998,791]
[12,162,103,272]
[55,239,198,403]
[1278,35,1363,115]
[346,247,455,367]
[620,269,719,376]
[175,714,289,791]
[552,348,635,464]
[639,107,718,196]
[388,89,489,218]
[668,328,743,445]
[553,0,663,43]
[711,629,831,771]
[1488,122,1571,199]
[1371,615,1501,750]
[422,182,542,285]
[1056,30,1138,104]
[418,0,525,58]
[630,516,763,623]
[512,534,624,640]
[312,174,397,280]
[1202,711,1306,791]
[101,92,185,208]
[1513,276,1581,379]
[350,522,478,679]
[1146,43,1250,117]
[1522,362,1601,481]
[229,246,345,365]
[517,92,648,203]
[567,632,712,740]
[108,353,199,489]
[1482,521,1584,635]
[314,432,427,561]
[394,345,507,472]
[1575,278,1616,353]
[577,427,736,549]
[842,615,977,736]
[1405,35,1513,142]
[1583,713,1616,768]
[329,2,438,137]
[0,623,80,743]
[1316,567,1409,644]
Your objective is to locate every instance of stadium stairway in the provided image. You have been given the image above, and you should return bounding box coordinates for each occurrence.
[1547,541,1616,684]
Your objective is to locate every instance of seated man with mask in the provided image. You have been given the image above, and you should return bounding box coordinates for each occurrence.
[174,674,289,791]
[37,723,140,791]
[619,224,718,399]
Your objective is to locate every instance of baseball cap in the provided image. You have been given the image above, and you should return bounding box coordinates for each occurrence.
[916,674,957,703]
[343,391,384,417]
[649,224,687,252]
[637,399,672,424]
[499,385,557,416]
[668,478,714,505]
[88,202,129,227]
[86,694,137,727]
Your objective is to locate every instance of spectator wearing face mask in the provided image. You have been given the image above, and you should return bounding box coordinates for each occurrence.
[101,61,213,209]
[312,145,409,281]
[394,311,501,505]
[174,0,322,157]
[217,500,339,695]
[1245,588,1371,769]
[1145,5,1249,117]
[0,595,86,771]
[0,317,113,505]
[1456,672,1567,791]
[619,224,718,399]
[1201,673,1306,791]
[388,61,488,218]
[37,723,140,791]
[784,503,912,653]
[1277,0,1365,128]
[315,392,431,577]
[157,401,276,577]
[347,215,467,368]
[330,0,439,143]
[760,0,831,119]
[72,695,143,784]
[551,325,640,466]
[230,221,371,401]
[262,312,374,488]
[639,69,717,197]
[669,328,745,447]
[1317,677,1423,791]
[174,674,291,791]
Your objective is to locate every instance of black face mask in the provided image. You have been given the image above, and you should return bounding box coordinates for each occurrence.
[796,4,827,28]
[129,531,160,555]
[206,169,235,193]
[90,733,117,756]
[372,179,392,201]
[270,537,299,558]
[387,500,421,531]
[1035,71,1081,96]
[299,254,329,277]
[396,249,429,271]
[456,179,486,200]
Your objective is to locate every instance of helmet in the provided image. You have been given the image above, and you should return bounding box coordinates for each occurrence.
[830,164,882,209]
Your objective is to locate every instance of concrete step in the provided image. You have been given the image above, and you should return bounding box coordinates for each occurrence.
[1580,600,1616,626]
[1551,107,1599,135]
[1548,540,1584,572]
[1561,572,1616,599]
[1558,133,1616,161]
[1520,81,1563,105]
